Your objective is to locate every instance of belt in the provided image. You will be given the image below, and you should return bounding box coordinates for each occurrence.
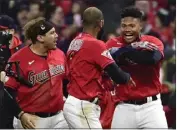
[89,97,99,105]
[28,112,58,118]
[123,95,158,105]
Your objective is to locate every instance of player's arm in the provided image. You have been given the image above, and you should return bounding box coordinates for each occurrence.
[111,47,162,65]
[110,41,163,65]
[104,62,130,84]
[122,50,162,64]
[90,40,134,86]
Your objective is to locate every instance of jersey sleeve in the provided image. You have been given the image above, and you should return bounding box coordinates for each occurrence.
[88,40,115,69]
[106,38,123,49]
[4,57,20,90]
[147,36,164,57]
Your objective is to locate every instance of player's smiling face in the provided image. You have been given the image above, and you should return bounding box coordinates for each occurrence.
[43,27,58,50]
[120,17,142,44]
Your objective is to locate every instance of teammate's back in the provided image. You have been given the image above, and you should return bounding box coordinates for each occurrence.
[67,32,114,100]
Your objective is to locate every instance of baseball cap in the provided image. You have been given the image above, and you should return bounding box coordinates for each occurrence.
[0,15,16,29]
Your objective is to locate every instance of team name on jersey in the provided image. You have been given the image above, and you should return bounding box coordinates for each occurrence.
[68,39,83,52]
[28,65,65,85]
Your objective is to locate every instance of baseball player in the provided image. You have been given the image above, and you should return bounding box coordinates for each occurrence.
[63,7,135,129]
[106,7,168,128]
[1,17,69,129]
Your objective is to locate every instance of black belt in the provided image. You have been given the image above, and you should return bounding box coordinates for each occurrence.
[28,112,58,118]
[123,95,157,105]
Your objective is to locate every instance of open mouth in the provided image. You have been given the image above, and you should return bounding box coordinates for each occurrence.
[54,39,57,44]
[124,34,134,40]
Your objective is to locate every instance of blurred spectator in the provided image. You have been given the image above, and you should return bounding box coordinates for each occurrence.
[135,0,150,14]
[16,5,29,28]
[154,9,174,45]
[169,16,176,50]
[28,1,45,20]
[16,5,29,42]
[63,1,83,26]
[141,13,161,39]
[54,0,72,16]
[58,24,79,54]
[72,2,82,27]
[48,5,65,35]
[135,0,155,26]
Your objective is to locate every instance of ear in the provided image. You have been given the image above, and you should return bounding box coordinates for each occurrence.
[37,35,44,42]
[100,20,104,28]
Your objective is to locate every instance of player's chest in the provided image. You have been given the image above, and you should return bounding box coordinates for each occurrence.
[120,65,154,77]
[21,58,65,84]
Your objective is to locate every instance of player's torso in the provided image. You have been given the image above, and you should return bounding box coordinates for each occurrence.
[66,34,105,100]
[12,46,66,112]
[106,35,162,101]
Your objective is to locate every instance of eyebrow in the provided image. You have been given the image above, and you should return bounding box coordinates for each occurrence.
[50,30,55,33]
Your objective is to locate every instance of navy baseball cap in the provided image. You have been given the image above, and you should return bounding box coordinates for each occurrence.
[0,15,16,29]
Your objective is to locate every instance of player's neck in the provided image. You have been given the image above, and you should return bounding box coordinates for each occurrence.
[30,43,48,56]
[83,28,97,38]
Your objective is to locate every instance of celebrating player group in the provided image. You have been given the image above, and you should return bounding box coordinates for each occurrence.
[0,6,167,129]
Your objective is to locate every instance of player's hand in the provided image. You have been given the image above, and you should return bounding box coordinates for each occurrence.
[0,71,6,84]
[131,41,158,51]
[127,77,136,87]
[20,113,39,129]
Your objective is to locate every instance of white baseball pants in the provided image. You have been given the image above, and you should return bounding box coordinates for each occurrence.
[111,94,168,129]
[63,95,102,129]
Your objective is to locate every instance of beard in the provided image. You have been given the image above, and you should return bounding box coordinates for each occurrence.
[97,27,105,41]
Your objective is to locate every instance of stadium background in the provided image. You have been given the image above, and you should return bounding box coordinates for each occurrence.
[0,0,176,128]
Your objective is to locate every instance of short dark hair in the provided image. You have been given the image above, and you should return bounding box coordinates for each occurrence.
[82,7,103,27]
[121,6,143,20]
[23,17,45,43]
